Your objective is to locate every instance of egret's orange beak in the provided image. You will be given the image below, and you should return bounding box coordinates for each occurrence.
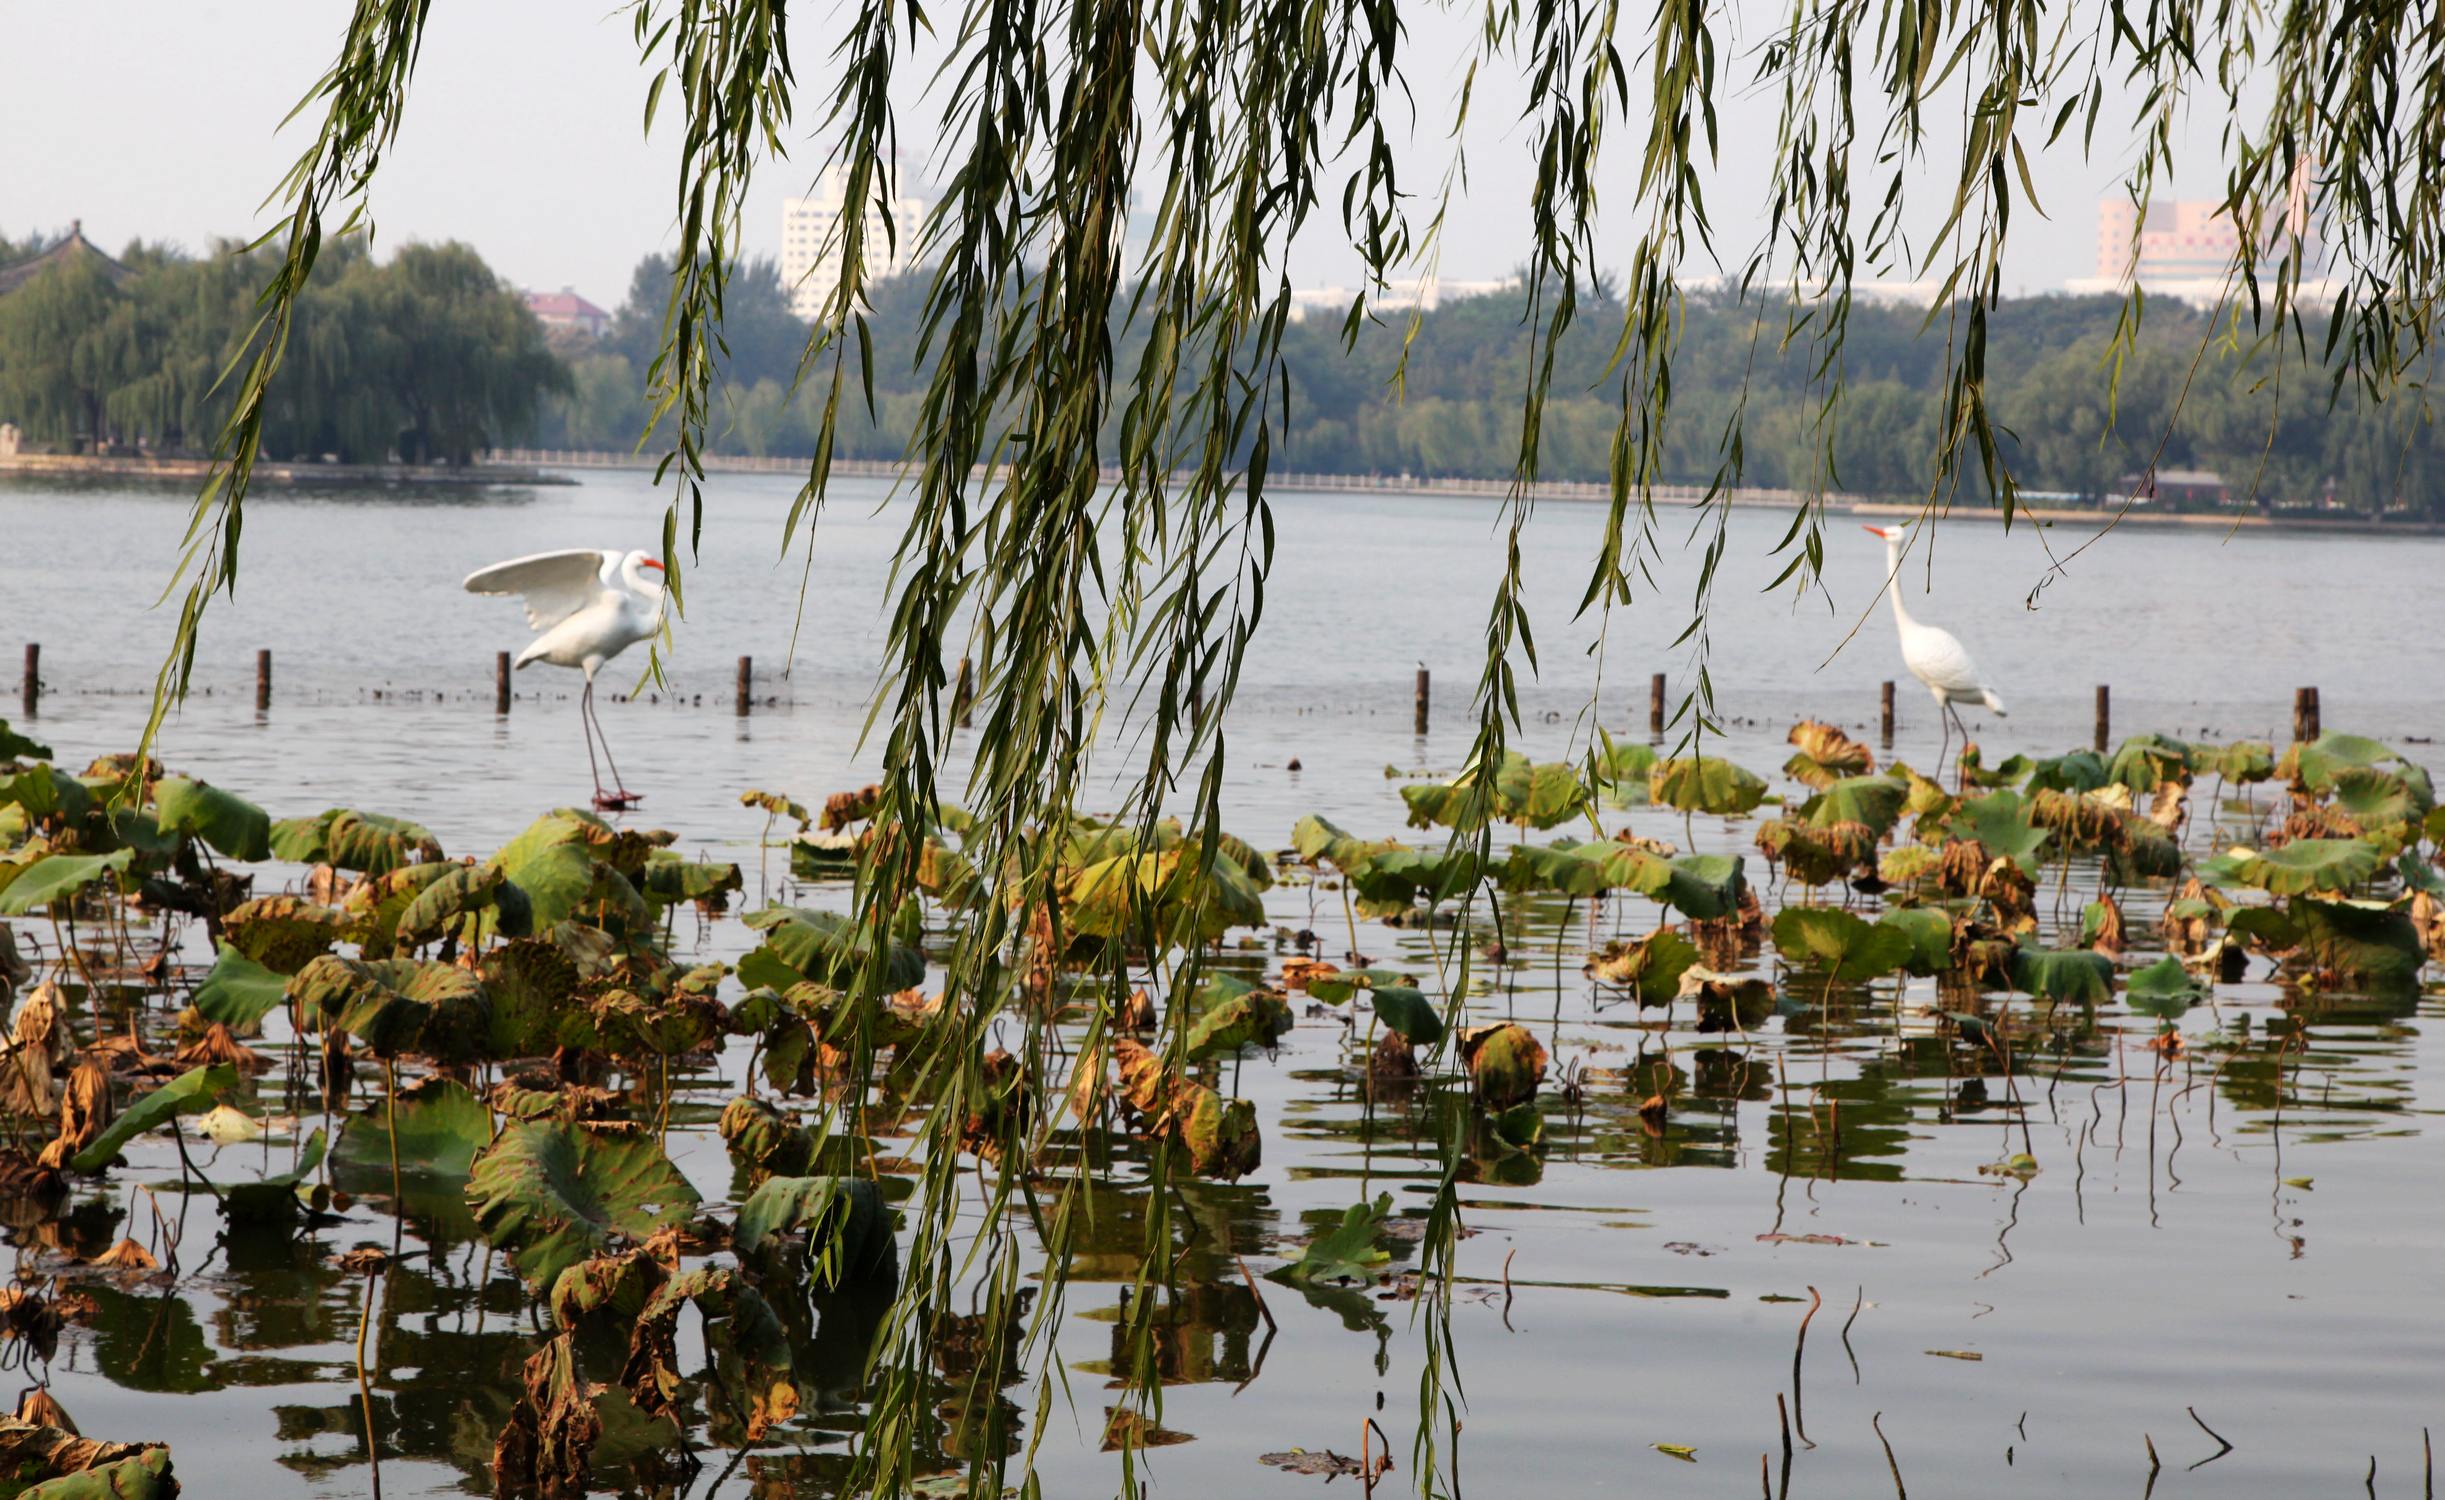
[1861,525,1888,539]
[640,557,665,572]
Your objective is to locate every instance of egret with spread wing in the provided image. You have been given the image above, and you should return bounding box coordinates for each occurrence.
[464,548,665,810]
[1864,523,2006,785]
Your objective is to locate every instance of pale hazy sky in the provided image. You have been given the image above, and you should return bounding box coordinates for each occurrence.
[4,1,2231,312]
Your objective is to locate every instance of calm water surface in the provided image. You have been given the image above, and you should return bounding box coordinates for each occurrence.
[2,471,2442,1498]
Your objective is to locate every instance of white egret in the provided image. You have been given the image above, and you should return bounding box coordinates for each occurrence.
[464,548,666,810]
[1863,523,2006,783]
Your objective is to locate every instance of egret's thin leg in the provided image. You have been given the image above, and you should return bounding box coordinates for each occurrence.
[1934,695,1953,787]
[579,679,607,801]
[1949,702,1974,789]
[593,690,631,798]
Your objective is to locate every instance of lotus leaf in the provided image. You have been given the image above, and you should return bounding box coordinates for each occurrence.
[1783,721,1876,788]
[1593,733,1658,806]
[0,720,52,763]
[1877,907,1953,975]
[14,1446,177,1499]
[2333,767,2433,829]
[1111,1040,1261,1178]
[733,1174,892,1284]
[1367,985,1446,1045]
[627,1266,799,1439]
[2124,956,2209,1019]
[467,1120,701,1287]
[293,954,490,1061]
[2226,906,2300,950]
[1302,967,1419,1003]
[1186,990,1294,1058]
[0,765,96,833]
[1800,775,1906,837]
[479,938,583,1058]
[1502,839,1666,897]
[0,849,132,917]
[192,944,290,1029]
[1291,814,1392,870]
[220,895,350,973]
[2289,898,2425,987]
[1657,854,1748,920]
[2006,946,2115,1004]
[1357,847,1481,904]
[2284,732,2398,792]
[270,807,441,873]
[2205,740,2276,784]
[221,1127,331,1223]
[1279,1193,1394,1284]
[1063,849,1265,944]
[2105,816,2184,882]
[338,862,458,957]
[1771,907,1910,983]
[334,1080,494,1186]
[1949,792,2050,870]
[739,907,926,991]
[1877,844,1939,885]
[1492,756,1596,829]
[148,776,270,863]
[718,1097,817,1177]
[488,812,651,934]
[1458,1023,1546,1109]
[1650,756,1769,816]
[396,862,514,948]
[2025,749,2108,794]
[2201,838,2380,896]
[2105,734,2193,793]
[1586,930,1700,1005]
[70,1064,241,1172]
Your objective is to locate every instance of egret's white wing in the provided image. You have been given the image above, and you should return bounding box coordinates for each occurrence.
[1901,621,1989,696]
[462,549,617,632]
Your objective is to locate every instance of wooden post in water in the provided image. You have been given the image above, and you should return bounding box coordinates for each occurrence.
[19,644,35,716]
[2093,684,2110,752]
[2293,686,2320,743]
[1412,667,1430,736]
[1649,673,1667,737]
[736,657,754,717]
[1879,681,1895,745]
[494,651,513,715]
[255,649,272,711]
[952,655,974,728]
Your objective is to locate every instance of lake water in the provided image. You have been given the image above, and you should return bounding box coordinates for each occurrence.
[3,469,2442,1498]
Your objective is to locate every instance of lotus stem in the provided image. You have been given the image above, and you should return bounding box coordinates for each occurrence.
[355,1268,383,1500]
[381,1056,401,1213]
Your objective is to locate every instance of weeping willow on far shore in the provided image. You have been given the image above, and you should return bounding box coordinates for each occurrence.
[141,0,2445,1493]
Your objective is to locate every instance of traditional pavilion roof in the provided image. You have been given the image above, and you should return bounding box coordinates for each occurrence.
[0,221,131,297]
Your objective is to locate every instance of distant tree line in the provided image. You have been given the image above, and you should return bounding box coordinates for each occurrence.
[531,257,2445,519]
[0,233,563,465]
[6,226,2439,516]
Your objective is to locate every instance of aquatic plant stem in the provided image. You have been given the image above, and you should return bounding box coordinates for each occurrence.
[1873,1411,1906,1498]
[355,1268,383,1500]
[381,1056,401,1215]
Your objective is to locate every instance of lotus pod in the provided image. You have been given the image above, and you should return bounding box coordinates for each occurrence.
[1459,1023,1548,1110]
[718,1097,816,1178]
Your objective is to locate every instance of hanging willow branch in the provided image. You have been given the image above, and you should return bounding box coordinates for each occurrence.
[154,0,2445,1492]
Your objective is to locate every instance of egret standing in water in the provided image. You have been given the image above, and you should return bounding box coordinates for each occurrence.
[464,548,666,810]
[1863,523,2006,785]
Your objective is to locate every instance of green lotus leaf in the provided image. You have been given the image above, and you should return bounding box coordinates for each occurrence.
[1800,776,1906,837]
[1782,721,1877,789]
[1172,1082,1262,1179]
[1949,791,2050,870]
[1657,854,1747,920]
[2024,749,2109,794]
[1367,985,1446,1045]
[2289,897,2425,987]
[734,1174,893,1284]
[1586,930,1701,1005]
[151,776,270,862]
[2226,905,2300,950]
[2201,838,2380,897]
[338,862,459,958]
[1877,844,1940,885]
[1649,756,1769,816]
[1458,1022,1547,1109]
[1500,840,1660,897]
[221,895,351,973]
[17,1446,179,1499]
[71,1064,243,1172]
[269,807,442,873]
[1954,746,2033,790]
[335,1078,494,1179]
[1291,814,1394,870]
[2106,817,2184,883]
[1877,907,1953,975]
[396,862,514,949]
[2006,945,2115,1004]
[639,850,746,911]
[1186,990,1294,1058]
[718,1096,817,1177]
[479,938,584,1058]
[192,943,290,1029]
[2284,732,2398,792]
[466,1120,701,1287]
[2205,740,2276,784]
[1277,1193,1394,1284]
[488,813,651,934]
[584,989,725,1062]
[0,764,94,830]
[1063,848,1266,944]
[2124,956,2209,1020]
[2105,733,2193,793]
[1593,733,1658,806]
[2333,767,2432,829]
[1492,756,1596,829]
[1357,847,1481,904]
[0,848,132,916]
[0,720,52,763]
[1301,967,1420,1003]
[221,1127,331,1223]
[1771,906,1911,983]
[739,906,926,991]
[291,955,491,1061]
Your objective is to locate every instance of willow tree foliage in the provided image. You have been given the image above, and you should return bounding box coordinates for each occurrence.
[148,0,2445,1492]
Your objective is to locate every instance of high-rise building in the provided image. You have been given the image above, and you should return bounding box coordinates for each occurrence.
[2070,194,2326,303]
[781,165,929,321]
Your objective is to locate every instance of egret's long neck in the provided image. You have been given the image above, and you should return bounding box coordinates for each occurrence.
[626,562,668,626]
[1883,539,1917,631]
